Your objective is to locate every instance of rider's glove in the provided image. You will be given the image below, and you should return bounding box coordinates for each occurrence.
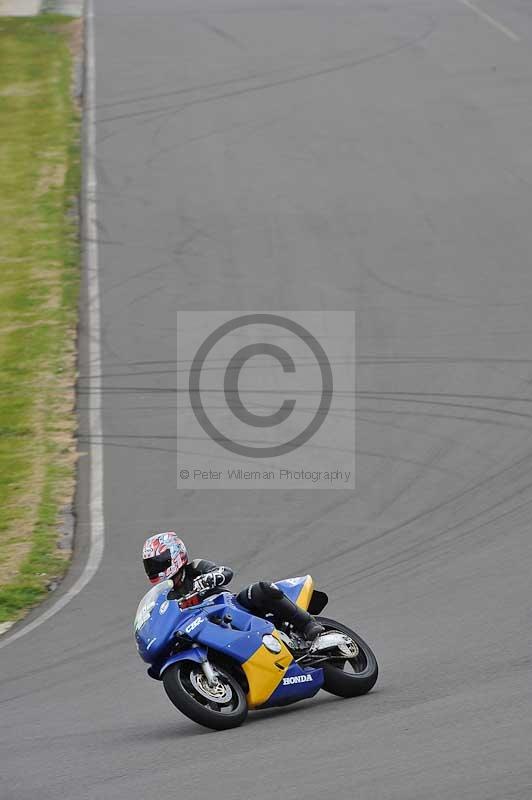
[193,571,225,593]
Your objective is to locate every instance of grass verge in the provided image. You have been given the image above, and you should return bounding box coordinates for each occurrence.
[0,15,81,624]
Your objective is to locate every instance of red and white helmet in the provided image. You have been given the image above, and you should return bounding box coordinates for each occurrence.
[142,532,188,585]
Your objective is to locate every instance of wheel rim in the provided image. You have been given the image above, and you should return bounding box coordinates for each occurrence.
[324,628,370,675]
[332,648,369,675]
[179,665,241,714]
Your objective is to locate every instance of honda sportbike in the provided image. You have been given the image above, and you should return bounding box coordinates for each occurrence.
[134,575,378,730]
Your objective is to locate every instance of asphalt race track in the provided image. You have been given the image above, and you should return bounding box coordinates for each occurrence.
[1,1,532,798]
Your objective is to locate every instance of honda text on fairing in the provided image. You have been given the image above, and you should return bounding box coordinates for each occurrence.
[134,575,378,730]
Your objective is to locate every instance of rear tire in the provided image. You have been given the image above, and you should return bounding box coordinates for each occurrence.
[317,616,378,698]
[163,660,248,730]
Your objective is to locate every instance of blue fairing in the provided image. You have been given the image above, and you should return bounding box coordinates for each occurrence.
[135,587,276,680]
[135,578,324,709]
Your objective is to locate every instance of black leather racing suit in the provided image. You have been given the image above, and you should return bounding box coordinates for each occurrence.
[168,560,323,639]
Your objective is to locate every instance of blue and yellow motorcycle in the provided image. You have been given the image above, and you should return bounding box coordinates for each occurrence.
[134,575,378,730]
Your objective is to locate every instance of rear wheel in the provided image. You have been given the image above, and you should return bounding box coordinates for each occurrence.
[317,616,378,698]
[163,660,248,730]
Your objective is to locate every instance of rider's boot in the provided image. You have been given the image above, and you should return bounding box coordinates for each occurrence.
[273,594,325,641]
[301,617,326,641]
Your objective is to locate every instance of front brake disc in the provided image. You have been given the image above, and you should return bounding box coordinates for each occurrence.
[190,669,232,703]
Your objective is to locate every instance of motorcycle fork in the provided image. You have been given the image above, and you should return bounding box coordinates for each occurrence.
[201,658,217,686]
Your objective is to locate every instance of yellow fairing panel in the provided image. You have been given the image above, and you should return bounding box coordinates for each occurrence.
[242,635,293,708]
[295,575,314,611]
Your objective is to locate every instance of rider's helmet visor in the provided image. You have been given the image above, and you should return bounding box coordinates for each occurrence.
[143,549,172,580]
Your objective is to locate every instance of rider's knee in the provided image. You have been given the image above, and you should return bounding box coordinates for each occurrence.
[237,581,283,610]
[258,581,284,600]
[236,585,253,608]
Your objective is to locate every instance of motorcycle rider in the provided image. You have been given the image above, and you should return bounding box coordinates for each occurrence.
[142,532,325,641]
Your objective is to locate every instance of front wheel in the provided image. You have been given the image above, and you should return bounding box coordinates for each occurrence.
[317,616,378,698]
[163,660,248,730]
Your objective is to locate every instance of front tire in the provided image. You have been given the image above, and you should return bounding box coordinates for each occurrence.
[317,616,378,698]
[163,660,248,730]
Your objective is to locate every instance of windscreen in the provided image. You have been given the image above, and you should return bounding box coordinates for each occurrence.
[134,580,172,632]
